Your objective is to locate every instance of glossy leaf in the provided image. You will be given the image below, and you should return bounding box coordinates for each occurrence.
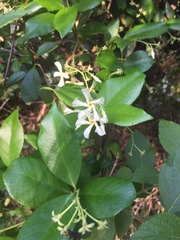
[98,71,145,107]
[21,67,41,103]
[96,49,124,71]
[17,194,75,240]
[84,218,115,240]
[159,149,180,213]
[34,0,64,11]
[105,18,119,44]
[38,103,82,187]
[141,0,154,22]
[73,0,102,11]
[6,71,26,87]
[0,109,24,167]
[159,120,180,155]
[124,22,169,40]
[54,7,77,38]
[106,105,152,127]
[80,177,136,219]
[165,2,175,19]
[167,19,180,30]
[24,133,38,150]
[36,42,58,56]
[16,13,55,44]
[125,130,155,170]
[0,2,41,28]
[114,36,132,52]
[130,212,180,239]
[124,50,154,72]
[132,165,159,185]
[3,157,69,208]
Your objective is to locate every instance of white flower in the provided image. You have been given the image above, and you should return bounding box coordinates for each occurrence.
[97,220,108,230]
[54,61,69,87]
[72,88,108,139]
[78,220,95,235]
[150,49,155,59]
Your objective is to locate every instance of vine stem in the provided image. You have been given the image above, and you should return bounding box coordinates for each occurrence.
[0,221,24,233]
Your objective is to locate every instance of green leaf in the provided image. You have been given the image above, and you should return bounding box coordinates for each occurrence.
[16,13,55,44]
[114,36,132,52]
[80,177,136,219]
[116,166,133,180]
[115,211,132,238]
[96,49,124,71]
[78,22,107,37]
[166,19,180,30]
[0,2,41,28]
[6,71,26,87]
[3,157,69,208]
[124,50,154,72]
[98,71,145,107]
[34,0,64,11]
[105,18,119,44]
[159,149,180,213]
[141,0,154,22]
[54,7,77,38]
[24,133,38,150]
[0,109,24,167]
[130,212,180,239]
[84,218,115,240]
[43,84,84,107]
[125,130,155,171]
[36,42,58,56]
[124,22,169,40]
[38,103,82,187]
[106,105,153,127]
[165,2,175,19]
[17,194,75,240]
[73,0,102,11]
[21,67,41,103]
[132,165,159,185]
[0,238,15,240]
[159,120,180,155]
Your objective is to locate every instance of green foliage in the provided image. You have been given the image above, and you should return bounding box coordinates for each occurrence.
[0,0,179,238]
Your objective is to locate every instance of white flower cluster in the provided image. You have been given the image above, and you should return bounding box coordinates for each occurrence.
[72,88,108,139]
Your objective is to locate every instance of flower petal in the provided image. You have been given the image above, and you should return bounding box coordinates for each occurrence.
[82,88,91,103]
[57,77,65,87]
[84,124,93,138]
[91,97,104,105]
[72,99,88,107]
[94,122,106,136]
[54,61,62,72]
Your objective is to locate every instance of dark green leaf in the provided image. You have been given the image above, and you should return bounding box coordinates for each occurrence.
[36,42,58,56]
[159,149,180,213]
[106,105,153,127]
[114,36,132,52]
[73,0,102,11]
[124,22,169,40]
[17,194,75,240]
[165,2,175,19]
[132,165,159,185]
[130,212,180,239]
[54,7,77,38]
[0,109,24,166]
[3,157,69,208]
[159,120,180,155]
[16,13,55,44]
[78,22,107,37]
[115,211,132,238]
[34,0,64,10]
[6,71,26,87]
[38,103,82,187]
[21,67,41,103]
[125,130,155,171]
[166,19,180,30]
[124,50,154,72]
[116,166,133,180]
[98,71,145,107]
[80,177,136,219]
[141,0,154,22]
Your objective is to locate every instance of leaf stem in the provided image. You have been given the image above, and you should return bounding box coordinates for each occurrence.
[0,221,24,233]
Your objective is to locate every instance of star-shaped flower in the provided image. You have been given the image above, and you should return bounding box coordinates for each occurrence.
[54,61,69,87]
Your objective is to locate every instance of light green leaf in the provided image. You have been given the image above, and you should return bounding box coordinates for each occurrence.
[98,71,145,107]
[124,22,169,40]
[21,67,41,103]
[80,177,136,219]
[36,42,58,56]
[34,0,64,11]
[114,36,132,52]
[132,165,159,185]
[83,218,115,240]
[159,149,180,213]
[0,237,15,240]
[130,212,180,239]
[0,2,41,28]
[3,157,69,208]
[125,130,155,171]
[124,50,154,72]
[159,120,180,155]
[16,13,55,44]
[25,133,38,150]
[54,7,77,38]
[105,18,119,44]
[0,109,24,167]
[73,0,102,11]
[166,19,180,30]
[38,103,82,187]
[17,194,75,240]
[96,49,124,71]
[106,105,153,127]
